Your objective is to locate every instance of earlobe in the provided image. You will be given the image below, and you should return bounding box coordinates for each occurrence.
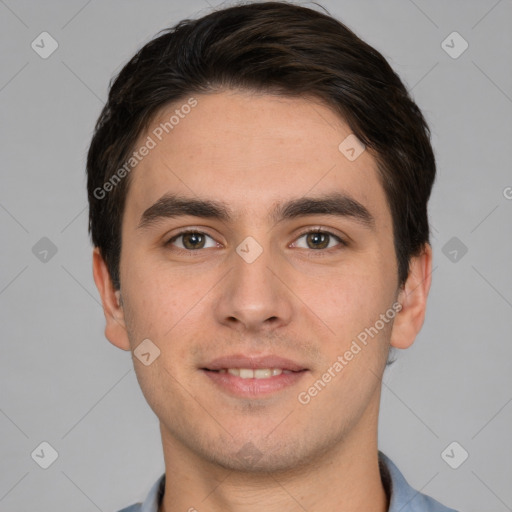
[92,247,131,351]
[390,244,433,350]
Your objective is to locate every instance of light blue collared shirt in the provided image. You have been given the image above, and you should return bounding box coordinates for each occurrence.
[117,451,458,511]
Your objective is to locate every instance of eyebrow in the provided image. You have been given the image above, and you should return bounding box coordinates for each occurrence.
[137,192,376,231]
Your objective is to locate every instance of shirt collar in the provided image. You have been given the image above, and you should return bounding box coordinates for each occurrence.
[139,472,164,512]
[378,451,456,511]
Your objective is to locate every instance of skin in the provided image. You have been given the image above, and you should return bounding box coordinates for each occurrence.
[93,90,432,512]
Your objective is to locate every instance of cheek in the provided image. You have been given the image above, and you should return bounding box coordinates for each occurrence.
[312,257,397,349]
[120,254,217,358]
[119,254,183,339]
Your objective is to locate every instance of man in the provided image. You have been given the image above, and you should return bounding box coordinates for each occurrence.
[87,2,457,511]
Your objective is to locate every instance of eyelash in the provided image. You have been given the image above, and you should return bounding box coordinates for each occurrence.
[164,227,347,255]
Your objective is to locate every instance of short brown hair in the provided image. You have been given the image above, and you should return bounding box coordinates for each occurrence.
[87,1,436,292]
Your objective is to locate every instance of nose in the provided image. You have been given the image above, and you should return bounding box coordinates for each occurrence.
[213,240,294,334]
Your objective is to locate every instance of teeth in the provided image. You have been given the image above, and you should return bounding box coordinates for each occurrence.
[240,368,254,379]
[255,369,271,379]
[222,368,286,379]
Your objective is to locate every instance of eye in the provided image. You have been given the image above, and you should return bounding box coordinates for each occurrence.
[164,228,346,253]
[165,230,218,250]
[292,229,346,251]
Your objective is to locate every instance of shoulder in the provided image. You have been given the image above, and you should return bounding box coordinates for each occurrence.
[116,505,142,512]
[118,503,142,512]
[379,451,459,512]
[115,473,165,512]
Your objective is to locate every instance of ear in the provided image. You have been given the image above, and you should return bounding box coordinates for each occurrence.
[390,243,433,350]
[92,247,131,351]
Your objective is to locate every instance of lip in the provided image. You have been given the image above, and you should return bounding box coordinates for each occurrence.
[202,354,307,372]
[200,354,309,398]
[202,368,308,398]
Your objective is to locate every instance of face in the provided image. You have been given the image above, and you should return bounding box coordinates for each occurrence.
[95,90,426,473]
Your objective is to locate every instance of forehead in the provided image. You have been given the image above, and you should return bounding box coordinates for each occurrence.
[124,90,390,229]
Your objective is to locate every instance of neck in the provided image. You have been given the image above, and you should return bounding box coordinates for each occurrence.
[158,394,388,512]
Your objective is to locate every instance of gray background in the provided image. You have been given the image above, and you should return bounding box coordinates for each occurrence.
[1,0,511,511]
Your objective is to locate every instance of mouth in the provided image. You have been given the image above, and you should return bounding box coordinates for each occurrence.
[203,367,301,378]
[200,354,309,397]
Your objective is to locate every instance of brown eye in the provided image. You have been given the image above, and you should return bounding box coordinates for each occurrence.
[305,232,330,249]
[181,232,206,249]
[294,230,345,250]
[166,231,217,250]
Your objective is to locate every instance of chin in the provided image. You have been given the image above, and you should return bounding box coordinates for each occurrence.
[196,433,330,476]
